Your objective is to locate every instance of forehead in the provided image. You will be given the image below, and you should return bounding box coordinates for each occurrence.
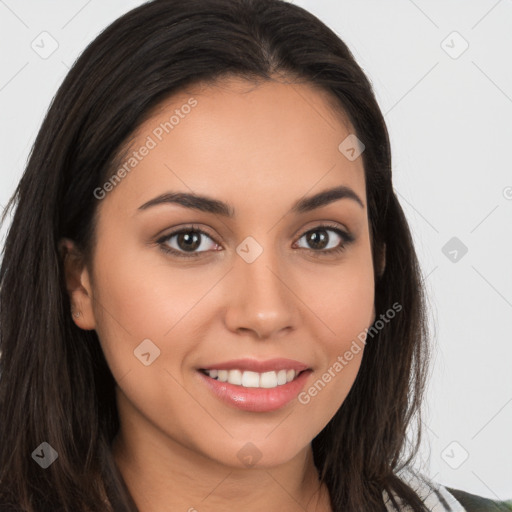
[102,76,366,215]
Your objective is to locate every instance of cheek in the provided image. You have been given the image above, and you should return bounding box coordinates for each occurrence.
[318,273,374,333]
[89,241,218,379]
[300,248,375,347]
[89,247,224,442]
[292,254,374,418]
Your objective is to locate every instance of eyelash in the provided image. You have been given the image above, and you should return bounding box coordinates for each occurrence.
[156,223,355,259]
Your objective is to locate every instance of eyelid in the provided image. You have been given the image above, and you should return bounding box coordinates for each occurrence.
[295,221,352,241]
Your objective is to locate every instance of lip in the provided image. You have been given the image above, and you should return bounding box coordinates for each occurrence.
[200,357,310,373]
[197,361,312,413]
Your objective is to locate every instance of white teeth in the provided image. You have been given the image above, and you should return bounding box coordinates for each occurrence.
[228,369,242,385]
[241,371,260,387]
[260,371,277,388]
[204,368,301,388]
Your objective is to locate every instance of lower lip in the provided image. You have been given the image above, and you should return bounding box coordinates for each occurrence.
[197,370,312,412]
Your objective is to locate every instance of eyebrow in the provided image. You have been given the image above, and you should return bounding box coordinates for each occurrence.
[137,184,365,216]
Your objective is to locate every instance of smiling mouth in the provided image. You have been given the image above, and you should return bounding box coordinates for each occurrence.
[199,368,308,389]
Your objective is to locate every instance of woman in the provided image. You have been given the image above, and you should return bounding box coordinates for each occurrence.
[0,0,509,510]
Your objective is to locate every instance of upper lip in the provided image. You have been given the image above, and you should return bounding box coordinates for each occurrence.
[200,358,310,373]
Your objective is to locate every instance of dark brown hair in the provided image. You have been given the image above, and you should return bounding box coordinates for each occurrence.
[0,0,430,510]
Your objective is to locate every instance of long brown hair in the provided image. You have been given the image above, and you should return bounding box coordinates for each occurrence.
[0,0,431,510]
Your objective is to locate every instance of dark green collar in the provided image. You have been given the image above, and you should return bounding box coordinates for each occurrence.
[446,487,512,512]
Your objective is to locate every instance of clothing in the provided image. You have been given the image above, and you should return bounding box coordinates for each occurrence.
[384,468,512,511]
[447,487,512,512]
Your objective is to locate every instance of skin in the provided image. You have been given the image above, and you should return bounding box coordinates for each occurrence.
[60,76,384,512]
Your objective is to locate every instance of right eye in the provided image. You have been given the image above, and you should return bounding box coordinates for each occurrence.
[157,226,221,259]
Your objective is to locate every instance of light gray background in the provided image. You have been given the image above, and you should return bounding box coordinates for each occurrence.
[0,0,511,500]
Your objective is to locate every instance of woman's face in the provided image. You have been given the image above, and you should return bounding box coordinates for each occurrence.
[68,77,376,469]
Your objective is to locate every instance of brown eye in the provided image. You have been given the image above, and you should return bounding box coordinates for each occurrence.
[175,231,202,252]
[158,226,220,258]
[303,229,330,250]
[295,224,355,256]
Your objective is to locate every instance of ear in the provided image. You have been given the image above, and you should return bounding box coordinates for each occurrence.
[377,242,386,278]
[370,303,377,326]
[369,243,386,330]
[58,238,96,330]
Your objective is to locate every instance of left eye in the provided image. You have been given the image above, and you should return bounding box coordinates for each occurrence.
[295,226,350,252]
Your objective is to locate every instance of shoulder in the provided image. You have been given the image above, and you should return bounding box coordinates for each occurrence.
[445,487,512,512]
[388,468,512,512]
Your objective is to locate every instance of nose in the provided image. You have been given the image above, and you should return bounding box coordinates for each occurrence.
[223,244,299,340]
